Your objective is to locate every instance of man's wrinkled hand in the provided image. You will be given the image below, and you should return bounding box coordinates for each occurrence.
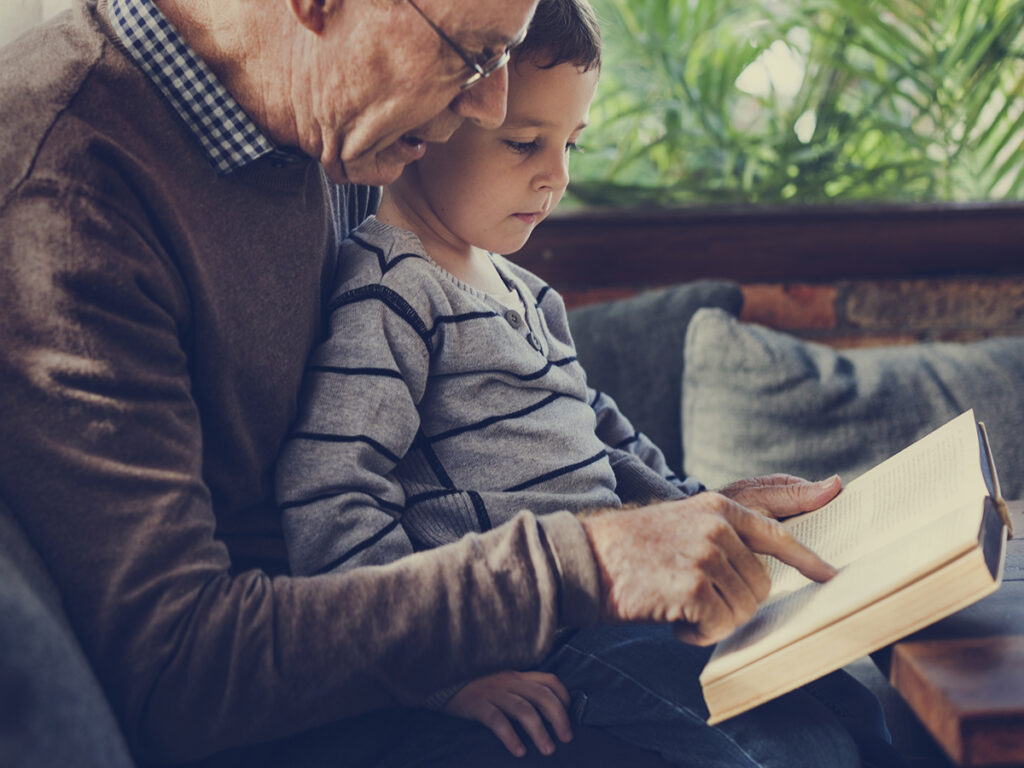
[719,473,842,520]
[579,487,839,646]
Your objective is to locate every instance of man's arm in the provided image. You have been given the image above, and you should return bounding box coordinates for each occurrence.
[0,188,596,762]
[0,182,839,760]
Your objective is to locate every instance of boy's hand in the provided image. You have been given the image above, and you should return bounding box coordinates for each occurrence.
[442,670,573,757]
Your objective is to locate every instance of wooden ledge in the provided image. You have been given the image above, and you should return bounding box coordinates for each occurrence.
[888,501,1024,766]
[517,203,1024,285]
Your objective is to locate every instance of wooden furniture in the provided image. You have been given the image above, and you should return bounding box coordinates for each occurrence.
[888,500,1024,767]
[519,203,1024,284]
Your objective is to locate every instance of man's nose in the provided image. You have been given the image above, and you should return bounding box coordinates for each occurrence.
[449,66,509,129]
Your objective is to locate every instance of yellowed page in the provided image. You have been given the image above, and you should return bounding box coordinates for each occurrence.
[703,501,984,681]
[703,536,1003,724]
[763,410,987,601]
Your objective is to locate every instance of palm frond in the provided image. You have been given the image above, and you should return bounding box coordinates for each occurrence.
[570,0,1024,205]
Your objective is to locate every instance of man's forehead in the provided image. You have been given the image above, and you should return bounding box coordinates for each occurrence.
[443,0,537,47]
[504,116,589,130]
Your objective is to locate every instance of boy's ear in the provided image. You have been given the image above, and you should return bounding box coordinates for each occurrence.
[288,0,337,34]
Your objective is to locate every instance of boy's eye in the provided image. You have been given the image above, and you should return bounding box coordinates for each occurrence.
[504,139,584,155]
[505,139,540,154]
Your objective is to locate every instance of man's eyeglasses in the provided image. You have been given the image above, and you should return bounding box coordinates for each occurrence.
[406,0,525,91]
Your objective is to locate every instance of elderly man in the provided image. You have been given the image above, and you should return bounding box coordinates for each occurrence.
[0,0,888,766]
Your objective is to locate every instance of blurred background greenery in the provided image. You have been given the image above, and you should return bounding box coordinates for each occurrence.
[568,0,1024,206]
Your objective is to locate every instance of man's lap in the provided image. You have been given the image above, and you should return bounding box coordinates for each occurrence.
[397,710,673,768]
[539,624,897,768]
[227,704,671,767]
[227,624,895,768]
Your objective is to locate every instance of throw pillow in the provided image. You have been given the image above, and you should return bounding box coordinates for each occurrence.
[568,281,744,476]
[682,308,1024,499]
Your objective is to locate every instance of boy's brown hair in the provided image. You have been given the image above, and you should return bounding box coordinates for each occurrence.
[513,0,601,72]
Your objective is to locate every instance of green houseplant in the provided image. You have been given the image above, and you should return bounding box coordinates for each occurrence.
[570,0,1024,206]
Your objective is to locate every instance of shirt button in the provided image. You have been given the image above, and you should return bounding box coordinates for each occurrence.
[505,310,522,328]
[527,333,543,352]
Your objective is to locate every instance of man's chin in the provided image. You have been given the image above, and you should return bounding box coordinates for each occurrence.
[321,153,409,187]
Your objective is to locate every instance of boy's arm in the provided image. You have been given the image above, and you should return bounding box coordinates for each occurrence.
[276,283,428,575]
[513,263,702,499]
[442,670,573,757]
[589,388,704,498]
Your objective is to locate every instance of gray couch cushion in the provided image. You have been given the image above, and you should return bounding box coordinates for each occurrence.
[682,308,1024,498]
[568,281,744,475]
[0,501,134,768]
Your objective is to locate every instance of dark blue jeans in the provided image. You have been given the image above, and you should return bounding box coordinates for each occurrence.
[539,623,902,768]
[223,706,671,767]
[224,624,902,768]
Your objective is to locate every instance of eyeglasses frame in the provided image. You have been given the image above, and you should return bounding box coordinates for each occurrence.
[406,0,524,91]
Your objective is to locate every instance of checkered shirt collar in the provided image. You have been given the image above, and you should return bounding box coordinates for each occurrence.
[109,0,299,174]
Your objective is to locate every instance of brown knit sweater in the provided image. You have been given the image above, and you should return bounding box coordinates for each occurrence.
[0,1,600,762]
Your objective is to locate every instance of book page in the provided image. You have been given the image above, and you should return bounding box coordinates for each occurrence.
[704,501,984,680]
[763,411,987,601]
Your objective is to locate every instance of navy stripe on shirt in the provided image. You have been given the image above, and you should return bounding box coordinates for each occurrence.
[349,234,424,276]
[313,518,403,575]
[308,365,404,380]
[279,488,404,515]
[428,356,578,383]
[290,431,402,465]
[426,392,567,443]
[504,450,609,493]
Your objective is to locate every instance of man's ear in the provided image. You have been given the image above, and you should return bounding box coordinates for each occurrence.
[288,0,337,34]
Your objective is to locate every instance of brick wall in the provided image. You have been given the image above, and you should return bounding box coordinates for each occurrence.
[739,278,1024,347]
[559,278,1024,348]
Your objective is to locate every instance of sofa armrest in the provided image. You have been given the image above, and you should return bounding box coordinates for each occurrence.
[0,497,135,767]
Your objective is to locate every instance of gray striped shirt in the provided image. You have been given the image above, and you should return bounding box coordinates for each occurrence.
[276,217,699,576]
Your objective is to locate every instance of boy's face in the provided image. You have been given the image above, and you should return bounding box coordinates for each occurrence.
[407,58,599,255]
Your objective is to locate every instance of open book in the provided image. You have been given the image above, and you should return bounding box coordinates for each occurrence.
[700,409,1011,725]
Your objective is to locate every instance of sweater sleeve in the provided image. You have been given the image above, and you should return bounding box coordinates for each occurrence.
[275,278,428,575]
[513,263,704,502]
[590,387,704,498]
[0,189,600,762]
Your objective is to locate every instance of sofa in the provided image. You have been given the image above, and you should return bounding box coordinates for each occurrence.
[569,279,1024,766]
[2,279,1022,766]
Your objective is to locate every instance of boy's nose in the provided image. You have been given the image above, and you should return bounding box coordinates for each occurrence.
[538,151,570,192]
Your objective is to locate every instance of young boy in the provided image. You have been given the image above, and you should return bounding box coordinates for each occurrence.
[275,2,893,765]
[276,3,698,581]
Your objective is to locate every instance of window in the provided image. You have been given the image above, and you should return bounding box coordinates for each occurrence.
[570,0,1024,206]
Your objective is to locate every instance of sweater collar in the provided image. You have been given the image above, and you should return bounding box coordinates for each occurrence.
[107,0,302,175]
